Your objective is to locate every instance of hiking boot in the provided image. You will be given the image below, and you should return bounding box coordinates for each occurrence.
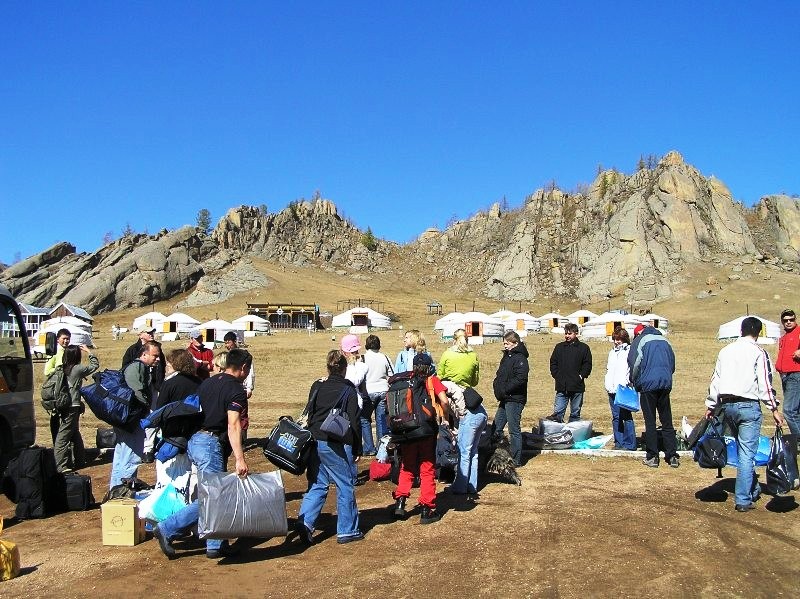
[642,456,660,468]
[392,497,407,520]
[206,540,241,559]
[420,506,442,525]
[336,531,364,544]
[294,520,314,546]
[734,503,756,513]
[668,455,680,469]
[153,525,176,559]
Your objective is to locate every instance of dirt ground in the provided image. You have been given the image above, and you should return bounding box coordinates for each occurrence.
[1,441,798,599]
[3,261,800,597]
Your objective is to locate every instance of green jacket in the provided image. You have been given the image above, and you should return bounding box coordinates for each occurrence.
[438,347,479,387]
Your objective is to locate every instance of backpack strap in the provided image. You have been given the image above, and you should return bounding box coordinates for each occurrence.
[425,377,445,421]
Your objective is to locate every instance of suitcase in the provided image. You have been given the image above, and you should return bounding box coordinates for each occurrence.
[1,447,64,519]
[64,473,94,511]
[96,428,117,449]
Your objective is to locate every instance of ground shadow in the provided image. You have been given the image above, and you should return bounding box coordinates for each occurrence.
[765,495,798,513]
[695,478,734,502]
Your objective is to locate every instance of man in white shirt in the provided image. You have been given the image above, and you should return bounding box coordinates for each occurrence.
[707,316,784,512]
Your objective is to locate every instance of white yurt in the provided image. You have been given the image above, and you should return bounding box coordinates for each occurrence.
[639,313,669,333]
[581,312,643,340]
[39,315,93,333]
[132,311,166,332]
[718,315,781,344]
[36,321,94,348]
[436,311,504,345]
[538,312,570,334]
[491,311,540,337]
[198,319,243,344]
[331,307,391,333]
[231,314,271,337]
[567,309,598,326]
[162,312,201,335]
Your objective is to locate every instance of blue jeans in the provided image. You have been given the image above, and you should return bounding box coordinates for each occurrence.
[608,393,637,450]
[158,432,224,551]
[453,407,488,493]
[110,425,145,488]
[552,392,584,422]
[298,440,361,540]
[371,391,389,440]
[780,372,800,437]
[493,401,524,466]
[359,394,377,454]
[723,401,763,507]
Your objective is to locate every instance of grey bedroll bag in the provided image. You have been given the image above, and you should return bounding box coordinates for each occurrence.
[197,471,288,539]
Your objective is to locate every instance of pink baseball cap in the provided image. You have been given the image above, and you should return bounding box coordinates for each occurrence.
[340,334,361,353]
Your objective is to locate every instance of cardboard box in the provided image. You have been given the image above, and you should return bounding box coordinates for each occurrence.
[102,499,146,546]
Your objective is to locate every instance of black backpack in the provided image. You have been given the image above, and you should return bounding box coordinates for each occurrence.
[387,374,440,441]
[1,447,65,518]
[41,365,72,414]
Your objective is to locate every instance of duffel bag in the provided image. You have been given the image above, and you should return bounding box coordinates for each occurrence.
[263,416,315,475]
[80,369,145,429]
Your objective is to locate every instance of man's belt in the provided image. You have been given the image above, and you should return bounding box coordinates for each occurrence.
[719,394,758,404]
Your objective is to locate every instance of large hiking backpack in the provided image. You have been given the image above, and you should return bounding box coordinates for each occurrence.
[386,373,440,441]
[40,366,71,414]
[80,368,144,429]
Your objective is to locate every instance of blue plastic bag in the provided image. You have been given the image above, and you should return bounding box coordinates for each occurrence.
[573,435,613,450]
[613,385,640,412]
[725,435,771,468]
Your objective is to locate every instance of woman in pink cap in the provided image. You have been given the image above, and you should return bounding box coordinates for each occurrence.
[340,334,373,454]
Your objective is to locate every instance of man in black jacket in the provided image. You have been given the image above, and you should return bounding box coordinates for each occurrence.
[492,331,530,466]
[548,323,592,422]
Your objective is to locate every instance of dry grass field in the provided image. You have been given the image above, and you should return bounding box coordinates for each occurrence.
[2,258,799,598]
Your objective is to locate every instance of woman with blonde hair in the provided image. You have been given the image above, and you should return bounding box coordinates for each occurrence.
[438,329,485,495]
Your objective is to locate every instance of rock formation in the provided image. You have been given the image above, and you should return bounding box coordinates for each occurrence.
[2,153,798,314]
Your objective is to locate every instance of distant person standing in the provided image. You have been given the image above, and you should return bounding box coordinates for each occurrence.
[54,344,99,472]
[492,331,529,467]
[604,327,636,450]
[707,317,783,511]
[223,331,254,442]
[548,323,593,422]
[44,328,71,377]
[628,323,678,468]
[395,330,422,374]
[775,308,800,437]
[187,329,214,380]
[363,334,393,442]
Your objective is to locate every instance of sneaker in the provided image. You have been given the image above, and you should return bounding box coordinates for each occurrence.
[642,456,660,468]
[544,414,562,423]
[206,541,241,559]
[336,532,364,544]
[392,496,407,520]
[294,520,314,546]
[734,503,756,513]
[668,455,680,469]
[153,525,176,559]
[420,506,442,525]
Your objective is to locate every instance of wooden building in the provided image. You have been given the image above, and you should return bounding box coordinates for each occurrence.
[247,302,321,330]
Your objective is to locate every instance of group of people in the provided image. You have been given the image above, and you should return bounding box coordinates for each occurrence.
[47,306,800,560]
[293,327,530,545]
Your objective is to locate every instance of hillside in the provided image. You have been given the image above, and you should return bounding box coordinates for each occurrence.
[1,151,798,314]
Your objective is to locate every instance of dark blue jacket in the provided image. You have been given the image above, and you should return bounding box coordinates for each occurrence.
[627,326,675,392]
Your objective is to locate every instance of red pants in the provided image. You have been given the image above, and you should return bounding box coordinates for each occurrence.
[393,437,437,508]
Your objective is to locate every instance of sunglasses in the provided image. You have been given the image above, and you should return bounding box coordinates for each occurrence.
[782,317,796,323]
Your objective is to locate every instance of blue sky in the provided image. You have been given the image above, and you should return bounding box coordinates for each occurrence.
[2,2,798,265]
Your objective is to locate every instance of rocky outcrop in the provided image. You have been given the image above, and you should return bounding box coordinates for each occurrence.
[3,153,798,314]
[0,227,214,313]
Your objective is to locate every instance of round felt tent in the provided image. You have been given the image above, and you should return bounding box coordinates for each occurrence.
[331,307,391,332]
[132,311,166,332]
[581,312,643,340]
[162,312,200,334]
[491,310,540,336]
[231,314,271,336]
[718,315,781,344]
[567,309,598,326]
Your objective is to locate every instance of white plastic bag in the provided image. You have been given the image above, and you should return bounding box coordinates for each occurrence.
[197,470,288,540]
[155,453,195,500]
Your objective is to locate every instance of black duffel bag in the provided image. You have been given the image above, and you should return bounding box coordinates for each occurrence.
[263,416,315,475]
